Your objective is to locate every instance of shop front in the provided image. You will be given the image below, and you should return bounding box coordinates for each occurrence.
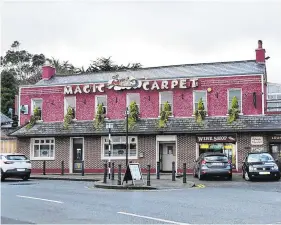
[196,135,237,170]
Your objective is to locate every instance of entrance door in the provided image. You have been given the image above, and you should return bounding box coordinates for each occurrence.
[161,144,176,172]
[72,138,83,173]
[269,143,281,169]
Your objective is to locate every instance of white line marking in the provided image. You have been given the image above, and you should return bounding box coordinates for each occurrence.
[117,211,189,224]
[16,195,63,204]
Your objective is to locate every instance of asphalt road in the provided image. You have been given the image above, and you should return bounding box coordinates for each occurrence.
[1,178,281,224]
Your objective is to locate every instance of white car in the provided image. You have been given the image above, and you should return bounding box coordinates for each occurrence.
[0,153,32,181]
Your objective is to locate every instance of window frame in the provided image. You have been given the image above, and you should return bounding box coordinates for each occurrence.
[126,93,140,110]
[30,138,55,160]
[31,98,43,121]
[95,95,107,117]
[193,90,208,114]
[159,91,173,116]
[101,136,138,160]
[227,88,242,114]
[64,96,76,119]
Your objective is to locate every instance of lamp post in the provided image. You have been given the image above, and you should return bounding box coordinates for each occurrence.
[106,122,114,179]
[125,107,129,168]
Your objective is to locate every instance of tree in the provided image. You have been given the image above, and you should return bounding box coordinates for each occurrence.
[228,96,240,123]
[194,98,207,124]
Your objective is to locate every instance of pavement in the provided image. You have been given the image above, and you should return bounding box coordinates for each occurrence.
[1,176,281,224]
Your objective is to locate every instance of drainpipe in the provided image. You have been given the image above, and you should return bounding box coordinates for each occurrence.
[261,74,265,115]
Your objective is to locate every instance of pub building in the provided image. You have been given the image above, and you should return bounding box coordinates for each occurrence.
[9,40,281,174]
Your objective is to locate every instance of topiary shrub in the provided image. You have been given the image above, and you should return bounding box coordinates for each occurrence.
[94,103,105,129]
[26,107,41,130]
[228,96,240,123]
[194,97,207,124]
[63,106,74,129]
[158,101,172,128]
[128,101,139,129]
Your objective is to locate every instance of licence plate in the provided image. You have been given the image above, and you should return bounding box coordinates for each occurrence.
[212,163,223,166]
[259,172,270,175]
[17,169,25,171]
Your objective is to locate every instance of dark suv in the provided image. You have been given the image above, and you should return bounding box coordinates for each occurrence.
[193,152,232,180]
[242,152,280,181]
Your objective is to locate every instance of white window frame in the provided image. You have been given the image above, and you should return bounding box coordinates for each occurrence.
[126,93,140,110]
[31,98,43,121]
[159,91,173,116]
[64,96,76,119]
[30,138,55,160]
[193,90,207,114]
[101,136,138,160]
[95,95,107,117]
[227,88,242,114]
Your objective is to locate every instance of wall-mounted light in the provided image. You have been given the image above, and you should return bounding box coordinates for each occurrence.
[148,96,150,101]
[253,92,257,108]
[207,87,212,93]
[181,94,184,99]
[215,92,218,98]
[115,97,118,103]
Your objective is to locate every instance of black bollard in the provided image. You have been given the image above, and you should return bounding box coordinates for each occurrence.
[81,161,84,176]
[147,165,151,186]
[172,161,176,181]
[103,163,107,183]
[61,161,64,175]
[183,163,187,183]
[111,162,115,180]
[117,164,121,185]
[43,160,46,175]
[108,162,111,180]
[157,161,160,179]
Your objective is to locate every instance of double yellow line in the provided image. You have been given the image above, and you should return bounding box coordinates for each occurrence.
[194,184,206,188]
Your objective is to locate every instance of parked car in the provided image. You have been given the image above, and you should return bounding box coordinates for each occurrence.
[0,153,31,181]
[193,152,232,180]
[242,152,280,181]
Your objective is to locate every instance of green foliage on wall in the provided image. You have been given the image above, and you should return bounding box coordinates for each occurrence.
[94,103,105,129]
[128,101,139,129]
[26,107,40,130]
[228,96,240,123]
[63,106,74,129]
[158,101,172,128]
[194,98,207,124]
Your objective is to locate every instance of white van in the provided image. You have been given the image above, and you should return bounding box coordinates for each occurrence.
[0,153,32,181]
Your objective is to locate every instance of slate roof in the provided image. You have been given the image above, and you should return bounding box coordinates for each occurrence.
[9,115,281,137]
[34,60,265,86]
[1,113,13,125]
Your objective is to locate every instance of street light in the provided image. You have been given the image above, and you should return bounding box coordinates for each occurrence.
[125,107,129,168]
[106,122,114,179]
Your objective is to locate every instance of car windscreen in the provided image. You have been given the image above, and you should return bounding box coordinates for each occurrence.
[6,155,28,160]
[247,153,274,163]
[204,155,228,162]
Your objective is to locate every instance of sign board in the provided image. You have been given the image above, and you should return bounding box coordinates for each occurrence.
[251,136,264,145]
[122,163,144,186]
[20,105,28,115]
[197,135,236,143]
[269,135,281,143]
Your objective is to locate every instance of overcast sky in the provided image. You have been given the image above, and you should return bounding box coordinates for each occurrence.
[1,0,281,83]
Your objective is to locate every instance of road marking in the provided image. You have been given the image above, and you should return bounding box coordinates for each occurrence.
[117,211,189,224]
[194,184,206,188]
[16,195,63,204]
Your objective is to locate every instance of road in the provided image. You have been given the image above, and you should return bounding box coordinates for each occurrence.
[1,178,281,224]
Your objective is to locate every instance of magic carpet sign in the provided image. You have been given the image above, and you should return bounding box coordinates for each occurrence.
[64,74,199,94]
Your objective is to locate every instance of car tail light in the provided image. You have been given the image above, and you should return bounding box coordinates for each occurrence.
[4,161,14,164]
[201,160,206,165]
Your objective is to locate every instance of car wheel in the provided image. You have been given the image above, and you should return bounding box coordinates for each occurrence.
[242,170,245,178]
[244,171,251,181]
[274,175,280,181]
[193,169,198,178]
[227,175,232,180]
[22,175,30,181]
[1,176,5,181]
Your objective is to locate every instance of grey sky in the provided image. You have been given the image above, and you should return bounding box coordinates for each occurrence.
[2,0,281,83]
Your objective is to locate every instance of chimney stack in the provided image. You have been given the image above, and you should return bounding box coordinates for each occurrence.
[255,40,266,64]
[42,61,56,80]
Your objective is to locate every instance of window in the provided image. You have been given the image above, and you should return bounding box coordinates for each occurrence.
[127,93,140,109]
[228,89,242,111]
[159,91,173,115]
[31,138,55,160]
[95,95,107,115]
[64,96,76,119]
[102,136,138,159]
[193,91,207,112]
[31,99,42,120]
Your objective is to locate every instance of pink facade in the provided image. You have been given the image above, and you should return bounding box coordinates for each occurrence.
[19,75,264,126]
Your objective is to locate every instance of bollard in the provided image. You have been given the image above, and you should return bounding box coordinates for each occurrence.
[61,161,64,175]
[183,163,187,183]
[117,164,121,185]
[108,162,111,180]
[110,162,114,180]
[157,161,160,179]
[147,165,151,186]
[172,161,176,181]
[81,161,85,176]
[103,163,107,183]
[43,160,46,175]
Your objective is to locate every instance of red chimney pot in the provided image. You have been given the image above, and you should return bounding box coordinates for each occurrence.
[256,40,266,64]
[42,64,56,80]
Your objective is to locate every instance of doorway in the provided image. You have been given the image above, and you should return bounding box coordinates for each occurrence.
[269,143,281,169]
[72,138,84,173]
[159,143,176,172]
